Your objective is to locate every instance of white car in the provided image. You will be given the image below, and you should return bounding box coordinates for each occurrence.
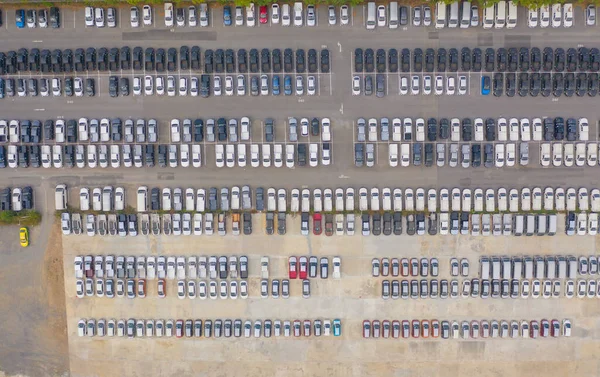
[262,144,271,167]
[399,76,409,95]
[215,144,225,168]
[170,119,180,142]
[528,8,538,27]
[309,144,318,167]
[271,4,280,24]
[130,7,140,27]
[352,76,361,95]
[458,76,467,95]
[563,3,573,27]
[167,76,176,96]
[579,118,589,140]
[446,76,456,95]
[143,5,152,26]
[423,75,432,95]
[551,3,562,27]
[377,5,386,27]
[411,75,420,95]
[434,76,444,95]
[497,118,508,141]
[495,144,505,167]
[340,5,349,25]
[144,76,153,95]
[225,144,235,168]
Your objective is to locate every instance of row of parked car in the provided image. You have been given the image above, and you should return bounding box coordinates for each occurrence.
[480,255,596,281]
[215,142,330,168]
[0,187,33,211]
[14,8,61,29]
[371,257,468,278]
[487,71,600,97]
[78,317,342,338]
[540,142,600,167]
[362,318,571,339]
[1,77,95,98]
[355,47,600,75]
[356,117,589,143]
[0,46,330,76]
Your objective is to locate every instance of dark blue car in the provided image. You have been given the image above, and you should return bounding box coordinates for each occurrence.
[272,75,280,95]
[223,6,232,26]
[284,75,292,96]
[15,9,25,28]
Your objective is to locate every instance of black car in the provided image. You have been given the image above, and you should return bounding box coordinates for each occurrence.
[20,120,30,143]
[108,76,118,97]
[505,73,516,97]
[496,48,507,72]
[354,48,363,72]
[472,47,482,71]
[554,48,565,72]
[566,48,577,72]
[200,74,210,97]
[531,47,541,72]
[493,72,504,97]
[401,48,410,72]
[372,214,381,236]
[376,48,386,73]
[204,49,214,73]
[462,118,472,141]
[428,213,437,235]
[150,187,160,210]
[354,143,364,167]
[97,47,108,71]
[393,212,402,235]
[507,47,518,72]
[364,48,374,73]
[50,7,60,28]
[439,118,449,139]
[191,46,201,71]
[448,48,459,72]
[518,72,528,97]
[17,48,28,72]
[119,77,129,96]
[298,144,307,166]
[564,72,576,97]
[214,48,225,73]
[310,118,319,136]
[271,48,281,73]
[0,188,10,210]
[554,117,564,140]
[108,47,119,71]
[86,78,95,97]
[543,118,554,141]
[576,73,587,96]
[261,48,271,73]
[320,49,329,73]
[461,47,471,71]
[472,144,481,167]
[265,118,275,142]
[388,48,398,72]
[63,49,73,72]
[63,145,74,167]
[29,145,40,168]
[485,48,495,72]
[295,49,305,73]
[485,118,495,141]
[590,48,600,71]
[425,48,435,72]
[51,49,63,73]
[406,214,416,236]
[120,46,130,70]
[283,48,293,73]
[66,120,77,143]
[519,47,529,72]
[43,120,54,140]
[28,48,39,71]
[180,46,189,70]
[193,119,203,142]
[541,72,552,97]
[413,143,422,166]
[424,143,433,167]
[167,47,177,72]
[217,118,227,141]
[427,118,437,141]
[484,144,493,168]
[133,46,143,70]
[542,47,553,71]
[144,47,155,71]
[22,186,33,209]
[364,75,373,96]
[110,118,122,141]
[553,73,564,97]
[529,73,540,97]
[31,120,41,143]
[144,144,154,167]
[383,213,392,236]
[588,73,598,97]
[437,48,447,72]
[155,48,165,72]
[157,145,167,167]
[413,48,423,72]
[566,118,577,141]
[375,74,385,98]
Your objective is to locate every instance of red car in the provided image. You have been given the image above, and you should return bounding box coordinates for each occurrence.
[299,256,308,279]
[288,256,298,279]
[259,5,268,24]
[431,320,440,338]
[362,320,371,338]
[313,213,322,235]
[412,320,420,338]
[176,319,184,338]
[421,320,430,338]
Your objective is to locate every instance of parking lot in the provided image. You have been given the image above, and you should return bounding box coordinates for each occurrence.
[4,1,600,377]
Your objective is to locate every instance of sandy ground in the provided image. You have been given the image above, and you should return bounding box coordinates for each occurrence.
[0,221,69,377]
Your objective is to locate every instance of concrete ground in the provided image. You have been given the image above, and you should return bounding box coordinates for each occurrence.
[1,2,600,377]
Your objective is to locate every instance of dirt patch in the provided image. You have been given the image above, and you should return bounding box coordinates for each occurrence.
[0,221,69,377]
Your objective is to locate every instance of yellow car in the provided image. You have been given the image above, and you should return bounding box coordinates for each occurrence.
[19,227,29,247]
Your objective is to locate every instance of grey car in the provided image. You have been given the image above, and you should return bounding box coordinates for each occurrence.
[288,117,298,142]
[366,143,375,167]
[357,118,366,142]
[436,143,445,166]
[380,117,389,141]
[220,188,229,211]
[205,119,215,142]
[461,144,470,168]
[449,143,459,167]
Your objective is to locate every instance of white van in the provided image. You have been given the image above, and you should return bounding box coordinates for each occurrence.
[534,256,545,279]
[495,0,506,28]
[547,214,557,235]
[537,214,547,235]
[507,1,518,28]
[546,257,556,279]
[448,1,459,28]
[435,2,447,28]
[513,214,524,235]
[102,186,113,212]
[526,214,535,235]
[512,258,523,279]
[137,186,148,212]
[501,257,511,279]
[524,257,534,279]
[389,2,399,29]
[366,2,376,29]
[567,256,577,279]
[483,5,494,28]
[461,1,471,28]
[491,257,501,280]
[55,184,68,210]
[480,257,490,280]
